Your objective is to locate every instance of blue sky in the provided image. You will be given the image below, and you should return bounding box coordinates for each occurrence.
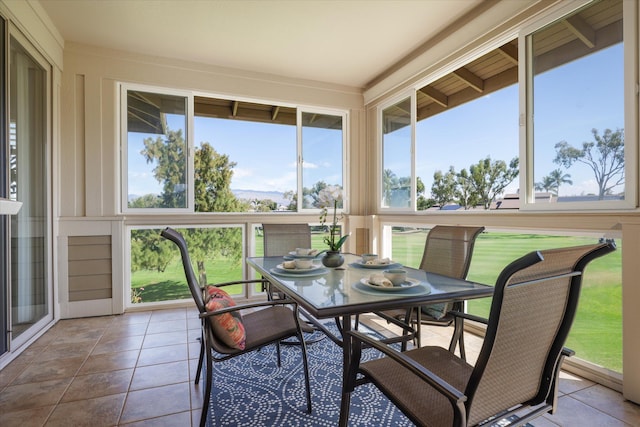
[129,43,624,201]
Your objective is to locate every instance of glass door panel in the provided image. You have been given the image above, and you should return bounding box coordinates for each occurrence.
[9,35,49,341]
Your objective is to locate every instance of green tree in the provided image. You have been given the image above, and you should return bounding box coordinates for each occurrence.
[534,175,556,193]
[136,129,245,286]
[129,193,161,208]
[141,129,187,208]
[454,168,477,210]
[430,167,457,208]
[131,229,174,273]
[554,128,624,199]
[283,190,297,211]
[194,143,242,212]
[468,156,519,209]
[548,168,572,196]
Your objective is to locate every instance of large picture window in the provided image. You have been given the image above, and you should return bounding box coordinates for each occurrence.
[378,0,633,212]
[526,0,626,208]
[122,89,346,213]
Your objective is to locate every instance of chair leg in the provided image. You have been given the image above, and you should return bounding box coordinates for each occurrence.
[276,341,282,367]
[195,332,204,384]
[296,327,312,414]
[200,347,213,427]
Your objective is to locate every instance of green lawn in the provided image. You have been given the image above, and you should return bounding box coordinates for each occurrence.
[132,229,622,372]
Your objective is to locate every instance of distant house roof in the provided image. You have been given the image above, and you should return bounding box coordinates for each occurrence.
[492,192,557,209]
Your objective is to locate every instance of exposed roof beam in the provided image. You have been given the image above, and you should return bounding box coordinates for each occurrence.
[232,101,239,116]
[271,106,280,121]
[420,86,448,108]
[498,44,518,65]
[564,15,596,48]
[453,67,484,92]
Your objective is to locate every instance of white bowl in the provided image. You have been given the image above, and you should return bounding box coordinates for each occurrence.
[361,253,378,263]
[383,269,407,286]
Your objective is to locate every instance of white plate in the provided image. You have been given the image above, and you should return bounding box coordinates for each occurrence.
[360,277,421,292]
[350,261,402,269]
[287,251,319,259]
[275,263,323,274]
[270,267,328,277]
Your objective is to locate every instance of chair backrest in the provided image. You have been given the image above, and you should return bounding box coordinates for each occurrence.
[419,225,485,279]
[160,227,206,313]
[262,223,311,256]
[465,242,616,425]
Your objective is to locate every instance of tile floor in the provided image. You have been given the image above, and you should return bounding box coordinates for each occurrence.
[0,307,637,426]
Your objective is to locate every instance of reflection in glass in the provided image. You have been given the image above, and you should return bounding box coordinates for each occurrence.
[9,38,48,339]
[301,112,343,209]
[530,0,624,202]
[127,91,188,208]
[382,97,411,208]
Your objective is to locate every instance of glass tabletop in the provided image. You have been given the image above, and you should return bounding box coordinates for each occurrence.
[247,253,492,319]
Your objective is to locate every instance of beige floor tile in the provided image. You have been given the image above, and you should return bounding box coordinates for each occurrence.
[78,349,140,375]
[61,369,134,402]
[0,404,54,427]
[570,384,640,425]
[37,341,95,363]
[92,334,145,355]
[12,356,85,385]
[0,378,72,413]
[46,393,126,427]
[130,360,190,391]
[149,309,187,322]
[0,360,28,388]
[119,382,191,424]
[547,394,632,426]
[137,343,188,366]
[113,311,152,325]
[145,318,188,335]
[118,410,192,426]
[142,331,188,348]
[101,322,149,338]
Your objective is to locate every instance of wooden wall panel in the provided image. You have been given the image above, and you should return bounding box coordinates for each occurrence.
[68,235,112,302]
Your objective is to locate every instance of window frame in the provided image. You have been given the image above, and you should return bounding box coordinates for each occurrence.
[120,85,349,215]
[377,91,416,212]
[376,0,637,214]
[120,83,194,214]
[518,0,637,211]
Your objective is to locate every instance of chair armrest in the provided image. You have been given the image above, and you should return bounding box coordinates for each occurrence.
[346,329,467,404]
[199,297,297,318]
[372,310,417,344]
[449,310,488,325]
[211,279,269,289]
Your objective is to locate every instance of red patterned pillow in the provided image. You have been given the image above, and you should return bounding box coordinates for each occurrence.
[204,286,246,350]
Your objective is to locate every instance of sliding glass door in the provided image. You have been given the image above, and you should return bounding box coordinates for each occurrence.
[6,29,51,348]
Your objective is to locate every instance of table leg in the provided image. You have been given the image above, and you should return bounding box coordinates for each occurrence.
[338,313,351,427]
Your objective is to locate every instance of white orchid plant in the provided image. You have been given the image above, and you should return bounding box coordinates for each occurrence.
[318,185,348,252]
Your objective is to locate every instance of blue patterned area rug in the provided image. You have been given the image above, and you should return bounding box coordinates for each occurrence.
[206,322,413,426]
[205,322,535,427]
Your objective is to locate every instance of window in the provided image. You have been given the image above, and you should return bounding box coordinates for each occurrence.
[129,225,246,306]
[525,0,628,208]
[301,111,344,209]
[122,88,347,213]
[381,96,412,209]
[124,90,189,210]
[378,0,634,212]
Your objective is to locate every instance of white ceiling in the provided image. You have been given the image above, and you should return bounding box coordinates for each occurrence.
[38,0,483,88]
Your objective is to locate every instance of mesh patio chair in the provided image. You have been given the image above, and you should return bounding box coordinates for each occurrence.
[377,225,484,354]
[261,223,312,299]
[261,224,317,333]
[161,227,312,427]
[341,241,615,427]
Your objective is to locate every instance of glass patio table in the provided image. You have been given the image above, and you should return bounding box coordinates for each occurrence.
[246,253,493,425]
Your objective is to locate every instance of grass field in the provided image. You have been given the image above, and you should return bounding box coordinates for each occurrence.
[131,229,622,372]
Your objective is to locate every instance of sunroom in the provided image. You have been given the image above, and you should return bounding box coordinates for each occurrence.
[0,0,639,425]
